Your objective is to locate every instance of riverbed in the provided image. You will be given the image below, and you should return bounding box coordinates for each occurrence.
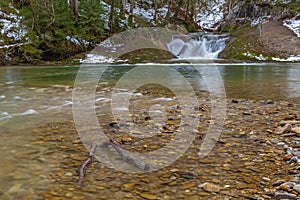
[0,63,300,199]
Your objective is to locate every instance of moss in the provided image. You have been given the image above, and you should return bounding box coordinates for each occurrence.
[119,48,175,63]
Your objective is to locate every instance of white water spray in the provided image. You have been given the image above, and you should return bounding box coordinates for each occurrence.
[167,33,229,59]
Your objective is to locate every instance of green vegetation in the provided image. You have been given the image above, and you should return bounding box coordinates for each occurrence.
[0,0,299,64]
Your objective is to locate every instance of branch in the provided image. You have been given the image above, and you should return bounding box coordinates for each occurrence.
[77,143,98,187]
[110,139,149,171]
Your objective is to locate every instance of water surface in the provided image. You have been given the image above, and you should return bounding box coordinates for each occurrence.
[0,63,300,199]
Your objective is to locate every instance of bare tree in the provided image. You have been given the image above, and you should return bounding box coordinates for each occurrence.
[70,0,78,22]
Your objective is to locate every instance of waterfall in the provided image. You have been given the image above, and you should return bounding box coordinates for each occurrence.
[167,33,229,59]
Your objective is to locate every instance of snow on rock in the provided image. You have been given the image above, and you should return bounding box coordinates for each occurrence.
[80,54,115,64]
[272,55,300,62]
[251,16,272,27]
[0,42,28,49]
[195,0,226,30]
[0,4,27,41]
[242,52,266,61]
[243,52,300,62]
[66,36,91,47]
[283,13,300,38]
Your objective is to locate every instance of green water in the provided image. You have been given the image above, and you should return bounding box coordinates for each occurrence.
[0,63,300,199]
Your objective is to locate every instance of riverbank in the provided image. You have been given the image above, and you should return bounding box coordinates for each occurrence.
[3,97,300,199]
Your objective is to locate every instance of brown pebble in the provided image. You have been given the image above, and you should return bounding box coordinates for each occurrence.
[140,193,157,200]
[283,154,293,161]
[199,182,220,193]
[279,183,290,191]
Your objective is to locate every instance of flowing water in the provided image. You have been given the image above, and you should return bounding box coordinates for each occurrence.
[167,33,229,59]
[0,63,300,199]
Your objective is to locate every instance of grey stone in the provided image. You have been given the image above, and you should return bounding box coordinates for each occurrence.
[293,184,300,194]
[274,192,296,200]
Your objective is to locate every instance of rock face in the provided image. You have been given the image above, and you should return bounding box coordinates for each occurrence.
[224,0,291,25]
[220,20,300,60]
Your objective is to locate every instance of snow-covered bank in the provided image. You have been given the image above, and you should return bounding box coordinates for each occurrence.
[243,52,300,62]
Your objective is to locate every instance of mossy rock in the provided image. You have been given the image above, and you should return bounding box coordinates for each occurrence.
[118,48,175,63]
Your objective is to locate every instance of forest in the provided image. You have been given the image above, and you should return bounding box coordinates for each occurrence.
[0,0,299,64]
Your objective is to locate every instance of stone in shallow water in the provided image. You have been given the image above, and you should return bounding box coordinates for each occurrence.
[293,184,300,194]
[180,182,196,190]
[199,182,220,193]
[273,180,286,187]
[139,193,157,200]
[122,183,136,191]
[292,127,300,134]
[274,192,296,200]
[279,183,290,191]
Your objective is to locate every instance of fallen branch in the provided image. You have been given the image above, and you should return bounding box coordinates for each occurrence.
[77,143,98,187]
[110,139,149,171]
[77,139,148,186]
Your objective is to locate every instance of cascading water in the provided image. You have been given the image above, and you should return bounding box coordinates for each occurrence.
[167,33,229,59]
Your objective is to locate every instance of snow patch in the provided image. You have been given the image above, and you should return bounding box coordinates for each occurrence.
[243,52,300,62]
[80,54,115,63]
[66,36,91,47]
[195,0,226,30]
[0,5,27,41]
[242,52,266,61]
[283,13,300,38]
[251,16,272,27]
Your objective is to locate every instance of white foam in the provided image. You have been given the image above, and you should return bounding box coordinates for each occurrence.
[12,109,39,116]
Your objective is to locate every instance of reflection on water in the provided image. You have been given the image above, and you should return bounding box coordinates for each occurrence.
[0,63,300,198]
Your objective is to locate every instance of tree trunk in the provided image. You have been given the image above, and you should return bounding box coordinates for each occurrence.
[109,0,116,32]
[128,0,134,27]
[153,0,157,22]
[70,0,78,22]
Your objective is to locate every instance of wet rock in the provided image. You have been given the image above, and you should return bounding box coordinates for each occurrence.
[199,182,220,193]
[168,181,177,186]
[273,180,286,187]
[290,156,299,163]
[180,182,196,190]
[121,135,132,144]
[109,122,119,128]
[293,184,300,194]
[292,127,300,134]
[282,133,297,137]
[279,183,290,191]
[285,182,296,188]
[7,183,22,194]
[262,177,270,182]
[122,183,136,191]
[139,193,157,200]
[64,172,73,177]
[265,100,274,104]
[266,129,273,134]
[274,192,296,199]
[65,192,73,198]
[242,111,251,115]
[231,99,239,103]
[283,154,293,161]
[275,124,292,134]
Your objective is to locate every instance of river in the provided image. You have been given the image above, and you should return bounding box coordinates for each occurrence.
[0,63,300,199]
